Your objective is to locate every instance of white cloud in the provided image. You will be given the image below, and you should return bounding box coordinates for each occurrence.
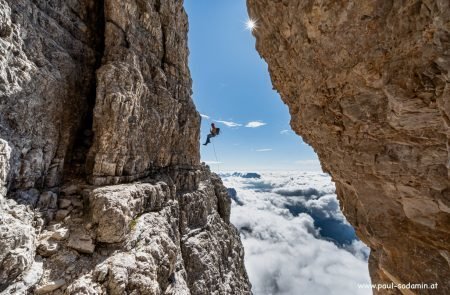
[204,161,223,165]
[200,114,210,120]
[222,172,371,295]
[245,121,267,128]
[255,148,272,152]
[280,129,291,134]
[215,120,242,127]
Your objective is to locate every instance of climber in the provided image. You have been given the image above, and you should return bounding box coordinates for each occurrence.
[203,123,220,146]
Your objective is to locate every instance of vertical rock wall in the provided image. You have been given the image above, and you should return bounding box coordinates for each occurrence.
[0,0,251,293]
[86,0,201,185]
[1,0,102,289]
[247,0,449,293]
[0,0,102,190]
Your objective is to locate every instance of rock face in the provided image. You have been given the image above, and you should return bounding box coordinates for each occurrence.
[247,0,449,293]
[0,0,102,190]
[86,0,200,185]
[0,0,251,294]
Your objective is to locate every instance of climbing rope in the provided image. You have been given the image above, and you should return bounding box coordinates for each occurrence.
[212,141,220,173]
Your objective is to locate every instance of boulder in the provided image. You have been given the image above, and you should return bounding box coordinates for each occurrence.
[51,227,70,241]
[37,239,59,257]
[89,182,172,243]
[58,199,71,209]
[37,191,58,210]
[67,232,95,254]
[55,210,70,221]
[35,279,65,294]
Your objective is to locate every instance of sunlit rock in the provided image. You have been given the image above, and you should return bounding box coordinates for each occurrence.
[247,0,450,292]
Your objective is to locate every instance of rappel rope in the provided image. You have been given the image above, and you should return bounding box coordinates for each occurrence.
[212,141,220,173]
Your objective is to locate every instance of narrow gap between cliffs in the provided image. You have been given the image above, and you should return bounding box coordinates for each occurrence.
[64,0,105,179]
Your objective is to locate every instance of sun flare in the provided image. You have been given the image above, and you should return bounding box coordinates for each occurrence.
[246,18,257,31]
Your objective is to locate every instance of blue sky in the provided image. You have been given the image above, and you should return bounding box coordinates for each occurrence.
[185,0,320,172]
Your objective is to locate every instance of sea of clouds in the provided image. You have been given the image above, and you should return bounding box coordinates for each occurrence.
[220,171,371,295]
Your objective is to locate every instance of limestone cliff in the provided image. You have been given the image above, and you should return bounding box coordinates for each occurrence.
[247,0,449,294]
[0,0,251,294]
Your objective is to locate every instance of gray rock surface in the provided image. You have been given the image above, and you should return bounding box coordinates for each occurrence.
[0,139,10,201]
[0,0,251,294]
[50,226,70,241]
[0,0,102,190]
[0,142,36,288]
[89,181,172,243]
[67,229,95,255]
[86,0,200,185]
[1,257,43,295]
[35,279,65,294]
[0,200,36,289]
[29,168,250,295]
[37,238,59,257]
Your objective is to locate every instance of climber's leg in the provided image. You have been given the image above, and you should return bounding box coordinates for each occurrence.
[203,134,212,145]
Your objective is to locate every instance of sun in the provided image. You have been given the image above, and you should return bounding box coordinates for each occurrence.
[245,18,257,31]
